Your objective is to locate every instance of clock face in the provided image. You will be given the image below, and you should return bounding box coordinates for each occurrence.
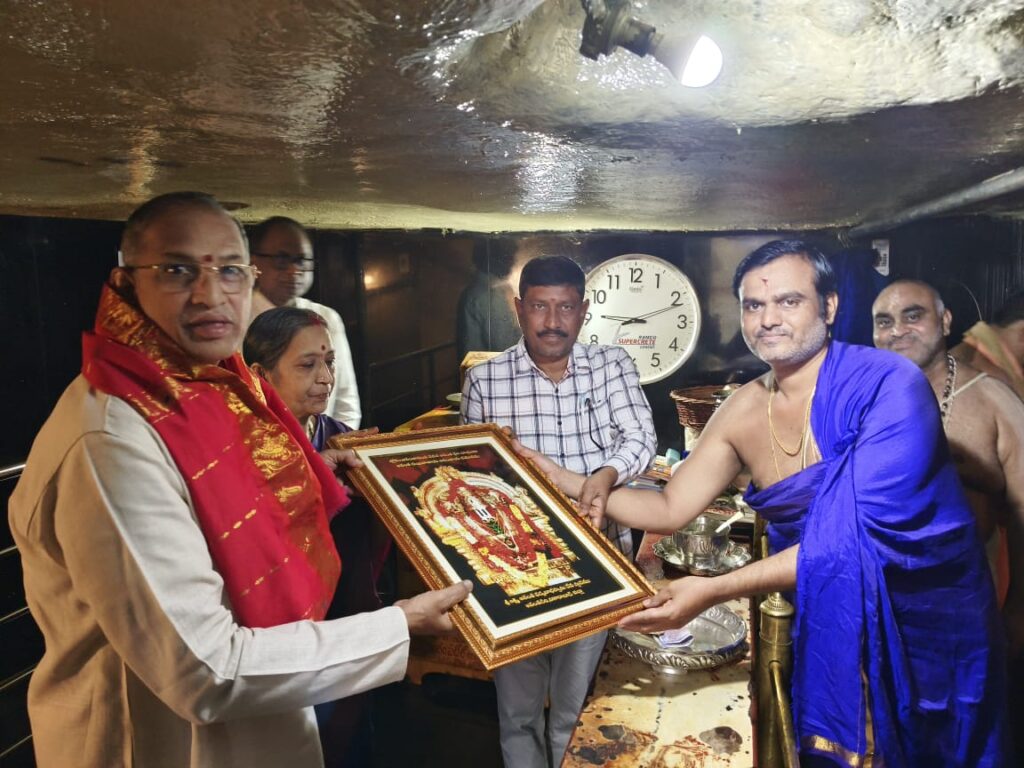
[579,254,701,384]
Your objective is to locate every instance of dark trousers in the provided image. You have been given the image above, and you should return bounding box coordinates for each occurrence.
[317,499,388,767]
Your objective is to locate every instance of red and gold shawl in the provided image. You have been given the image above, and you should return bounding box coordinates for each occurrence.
[81,285,347,628]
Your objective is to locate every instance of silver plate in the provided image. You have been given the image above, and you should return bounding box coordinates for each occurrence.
[653,536,751,576]
[611,604,748,677]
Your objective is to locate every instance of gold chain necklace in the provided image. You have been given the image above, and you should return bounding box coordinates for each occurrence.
[939,353,957,426]
[768,381,816,481]
[770,433,786,484]
[767,381,813,455]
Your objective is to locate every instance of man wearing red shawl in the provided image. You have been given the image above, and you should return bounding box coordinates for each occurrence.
[8,192,470,768]
[520,241,1006,766]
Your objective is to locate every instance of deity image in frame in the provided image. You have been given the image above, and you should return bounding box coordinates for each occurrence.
[412,464,581,596]
[334,424,654,669]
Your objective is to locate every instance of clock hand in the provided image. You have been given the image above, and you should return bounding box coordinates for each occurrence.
[635,304,683,321]
[601,304,685,328]
[601,313,651,325]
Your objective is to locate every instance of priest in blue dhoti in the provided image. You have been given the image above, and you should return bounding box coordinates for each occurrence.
[517,240,1006,766]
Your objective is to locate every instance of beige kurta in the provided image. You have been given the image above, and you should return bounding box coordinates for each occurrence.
[9,376,408,767]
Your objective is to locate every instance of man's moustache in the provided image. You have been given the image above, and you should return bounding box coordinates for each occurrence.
[539,330,568,338]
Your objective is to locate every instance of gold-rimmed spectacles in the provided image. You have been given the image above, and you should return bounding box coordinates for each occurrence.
[122,263,260,294]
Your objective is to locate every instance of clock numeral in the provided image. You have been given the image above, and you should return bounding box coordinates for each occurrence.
[629,267,643,284]
[592,289,607,304]
[607,274,620,290]
[669,337,679,351]
[655,273,661,289]
[585,311,592,325]
[677,314,689,329]
[651,352,661,368]
[589,334,599,344]
[671,290,683,306]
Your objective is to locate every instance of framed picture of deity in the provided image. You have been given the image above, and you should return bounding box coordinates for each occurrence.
[332,423,655,670]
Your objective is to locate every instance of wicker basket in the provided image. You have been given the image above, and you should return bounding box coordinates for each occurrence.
[669,385,730,431]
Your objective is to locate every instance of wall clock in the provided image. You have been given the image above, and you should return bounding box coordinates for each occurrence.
[579,254,702,385]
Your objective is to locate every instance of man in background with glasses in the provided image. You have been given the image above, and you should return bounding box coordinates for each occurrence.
[461,254,656,768]
[249,216,362,427]
[9,191,470,768]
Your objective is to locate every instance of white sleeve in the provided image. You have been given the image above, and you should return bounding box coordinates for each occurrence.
[55,406,407,724]
[306,302,361,428]
[327,312,361,428]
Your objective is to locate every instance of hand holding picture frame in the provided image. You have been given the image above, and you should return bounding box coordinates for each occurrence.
[331,423,654,670]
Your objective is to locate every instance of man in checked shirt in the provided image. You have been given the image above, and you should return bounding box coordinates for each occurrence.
[461,254,657,768]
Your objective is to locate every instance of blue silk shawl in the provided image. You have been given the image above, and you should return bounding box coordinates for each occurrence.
[745,342,1005,767]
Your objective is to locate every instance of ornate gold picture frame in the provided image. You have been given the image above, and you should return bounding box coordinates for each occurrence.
[333,423,654,670]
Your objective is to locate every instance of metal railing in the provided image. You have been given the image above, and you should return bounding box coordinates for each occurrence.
[365,341,458,425]
[755,526,799,768]
[0,463,25,481]
[2,461,36,765]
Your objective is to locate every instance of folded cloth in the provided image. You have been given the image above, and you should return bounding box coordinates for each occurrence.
[656,627,694,649]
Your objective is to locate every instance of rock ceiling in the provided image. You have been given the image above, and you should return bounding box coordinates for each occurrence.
[3,0,1024,231]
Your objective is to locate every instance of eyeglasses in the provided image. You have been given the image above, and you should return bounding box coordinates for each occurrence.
[251,252,316,272]
[583,396,607,452]
[123,263,261,294]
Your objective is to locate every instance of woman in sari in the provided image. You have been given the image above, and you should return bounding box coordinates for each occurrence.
[245,307,386,768]
[244,306,353,449]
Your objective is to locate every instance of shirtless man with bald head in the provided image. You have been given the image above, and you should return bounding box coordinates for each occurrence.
[872,279,1024,646]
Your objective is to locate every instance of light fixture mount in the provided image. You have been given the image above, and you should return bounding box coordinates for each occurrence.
[579,0,655,60]
[578,0,723,88]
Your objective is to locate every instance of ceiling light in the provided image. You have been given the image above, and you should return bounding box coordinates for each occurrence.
[579,0,723,88]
